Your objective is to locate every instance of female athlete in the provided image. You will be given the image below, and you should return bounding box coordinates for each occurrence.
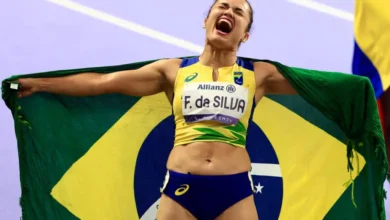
[17,0,296,219]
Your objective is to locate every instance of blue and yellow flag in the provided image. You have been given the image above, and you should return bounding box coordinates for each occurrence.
[353,0,390,179]
[353,0,390,98]
[1,57,388,220]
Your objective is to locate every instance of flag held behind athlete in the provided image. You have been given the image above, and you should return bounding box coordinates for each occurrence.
[1,57,388,220]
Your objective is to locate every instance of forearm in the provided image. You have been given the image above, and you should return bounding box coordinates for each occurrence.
[23,59,171,97]
[34,73,104,96]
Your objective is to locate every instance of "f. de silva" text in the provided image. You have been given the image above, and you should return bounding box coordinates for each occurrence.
[183,95,246,113]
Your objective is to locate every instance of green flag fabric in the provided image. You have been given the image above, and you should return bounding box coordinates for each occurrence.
[1,57,388,220]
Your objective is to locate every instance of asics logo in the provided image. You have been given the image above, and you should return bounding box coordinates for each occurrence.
[185,73,198,82]
[174,184,190,196]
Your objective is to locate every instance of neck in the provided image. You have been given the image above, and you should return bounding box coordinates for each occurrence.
[199,44,238,69]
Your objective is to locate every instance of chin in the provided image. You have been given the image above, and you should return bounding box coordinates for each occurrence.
[207,35,237,50]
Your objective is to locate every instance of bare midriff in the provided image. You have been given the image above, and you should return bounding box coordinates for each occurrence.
[166,142,251,175]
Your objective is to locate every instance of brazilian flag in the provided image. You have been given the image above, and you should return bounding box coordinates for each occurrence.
[1,57,388,220]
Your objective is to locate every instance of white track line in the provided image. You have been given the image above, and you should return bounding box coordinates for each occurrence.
[286,0,354,21]
[45,0,353,56]
[45,0,204,53]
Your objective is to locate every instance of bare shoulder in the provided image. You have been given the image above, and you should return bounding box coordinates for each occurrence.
[166,58,182,68]
[252,61,277,86]
[253,61,296,95]
[155,58,182,69]
[253,61,277,76]
[152,58,181,75]
[157,58,182,84]
[143,58,179,71]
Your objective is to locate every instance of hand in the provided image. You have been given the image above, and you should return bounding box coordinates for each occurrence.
[16,78,38,98]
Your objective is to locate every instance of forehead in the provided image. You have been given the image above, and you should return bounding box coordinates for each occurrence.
[215,0,250,11]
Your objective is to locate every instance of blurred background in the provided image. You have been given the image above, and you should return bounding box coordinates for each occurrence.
[1,0,388,219]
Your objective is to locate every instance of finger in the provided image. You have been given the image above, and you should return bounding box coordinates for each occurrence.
[23,90,35,97]
[17,91,33,98]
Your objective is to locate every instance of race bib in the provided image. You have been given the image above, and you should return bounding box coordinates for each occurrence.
[182,82,248,125]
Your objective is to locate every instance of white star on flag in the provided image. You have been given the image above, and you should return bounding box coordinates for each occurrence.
[255,182,264,194]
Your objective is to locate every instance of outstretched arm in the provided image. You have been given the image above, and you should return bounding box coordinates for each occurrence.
[254,62,296,95]
[17,59,172,97]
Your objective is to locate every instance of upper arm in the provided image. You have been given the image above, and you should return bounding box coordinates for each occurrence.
[100,59,171,96]
[254,62,296,95]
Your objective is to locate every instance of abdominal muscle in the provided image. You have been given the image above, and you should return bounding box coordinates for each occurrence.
[166,142,252,175]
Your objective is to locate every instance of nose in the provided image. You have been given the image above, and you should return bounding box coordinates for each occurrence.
[222,9,234,18]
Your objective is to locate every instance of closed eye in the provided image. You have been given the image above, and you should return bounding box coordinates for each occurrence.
[218,3,244,16]
[234,9,244,16]
[219,3,228,9]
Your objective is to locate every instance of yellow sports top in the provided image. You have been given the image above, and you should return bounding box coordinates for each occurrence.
[172,57,257,148]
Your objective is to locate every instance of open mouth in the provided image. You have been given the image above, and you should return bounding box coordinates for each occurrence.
[215,17,234,35]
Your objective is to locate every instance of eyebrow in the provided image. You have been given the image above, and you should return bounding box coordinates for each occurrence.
[220,2,245,14]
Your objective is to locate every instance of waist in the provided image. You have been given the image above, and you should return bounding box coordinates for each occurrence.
[167,142,251,175]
